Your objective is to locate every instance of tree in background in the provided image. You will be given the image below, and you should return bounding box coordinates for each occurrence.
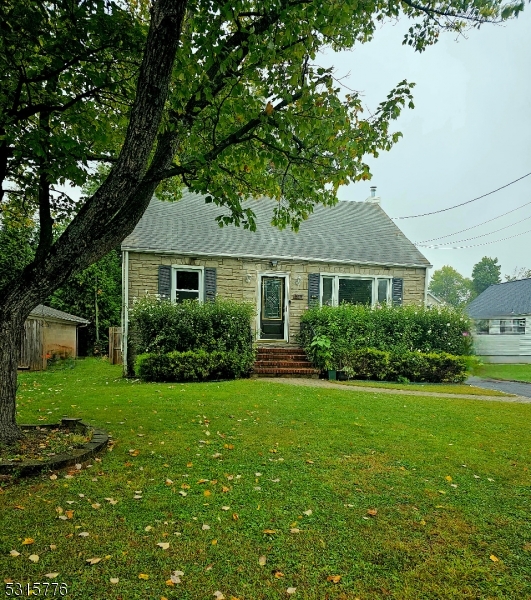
[428,266,473,308]
[0,0,524,444]
[471,256,501,296]
[504,267,531,281]
[47,249,121,355]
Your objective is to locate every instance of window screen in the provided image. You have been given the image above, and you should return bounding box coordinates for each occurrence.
[175,270,200,303]
[377,279,389,303]
[338,279,372,305]
[322,277,333,306]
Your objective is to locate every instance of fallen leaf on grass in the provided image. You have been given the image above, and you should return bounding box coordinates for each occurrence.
[49,545,57,550]
[445,475,452,482]
[221,506,230,511]
[145,526,153,532]
[166,479,173,485]
[202,524,211,530]
[213,592,225,599]
[287,588,296,595]
[157,542,170,550]
[258,555,267,566]
[22,538,34,545]
[110,578,119,584]
[45,573,59,578]
[274,571,284,578]
[303,509,312,516]
[78,532,89,538]
[138,573,149,580]
[232,513,239,521]
[133,495,143,500]
[490,554,499,562]
[65,510,74,519]
[179,490,187,497]
[367,508,378,517]
[9,550,20,557]
[49,474,57,480]
[290,528,301,534]
[91,503,101,509]
[86,557,102,565]
[28,554,39,562]
[204,490,212,497]
[263,529,276,534]
[327,575,341,583]
[14,505,24,510]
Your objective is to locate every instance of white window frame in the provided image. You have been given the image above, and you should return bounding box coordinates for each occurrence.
[499,318,526,335]
[171,266,204,303]
[319,273,392,307]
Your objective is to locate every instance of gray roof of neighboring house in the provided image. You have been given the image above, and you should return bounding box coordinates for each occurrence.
[122,190,431,268]
[466,278,531,319]
[29,304,90,324]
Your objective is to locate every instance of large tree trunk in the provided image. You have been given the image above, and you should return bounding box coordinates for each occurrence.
[0,0,188,445]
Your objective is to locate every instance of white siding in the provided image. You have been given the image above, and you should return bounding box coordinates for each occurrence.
[473,315,531,357]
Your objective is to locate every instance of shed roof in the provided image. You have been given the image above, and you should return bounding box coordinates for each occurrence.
[466,278,531,319]
[122,191,430,268]
[29,304,90,324]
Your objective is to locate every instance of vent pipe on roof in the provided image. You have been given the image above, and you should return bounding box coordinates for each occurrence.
[365,186,381,204]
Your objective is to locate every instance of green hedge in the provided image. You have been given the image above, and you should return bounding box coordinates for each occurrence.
[299,303,473,369]
[128,297,256,381]
[135,349,253,382]
[340,348,468,383]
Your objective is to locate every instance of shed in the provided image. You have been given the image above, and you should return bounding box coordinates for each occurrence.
[19,305,89,371]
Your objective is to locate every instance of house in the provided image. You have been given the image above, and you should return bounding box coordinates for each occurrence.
[121,190,431,362]
[466,278,531,363]
[426,291,444,307]
[19,305,89,371]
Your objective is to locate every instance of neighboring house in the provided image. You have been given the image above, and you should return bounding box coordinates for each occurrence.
[426,292,445,307]
[466,278,531,363]
[121,190,431,358]
[19,305,89,371]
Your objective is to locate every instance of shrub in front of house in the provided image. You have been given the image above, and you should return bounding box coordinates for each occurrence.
[299,303,472,382]
[340,348,468,383]
[129,297,256,381]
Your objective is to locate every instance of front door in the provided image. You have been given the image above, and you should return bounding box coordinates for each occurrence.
[260,276,285,340]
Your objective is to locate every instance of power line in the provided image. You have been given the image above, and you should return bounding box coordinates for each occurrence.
[418,213,531,247]
[419,226,531,250]
[417,199,531,244]
[392,172,531,220]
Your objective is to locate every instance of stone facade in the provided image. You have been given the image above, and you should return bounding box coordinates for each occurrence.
[127,252,427,342]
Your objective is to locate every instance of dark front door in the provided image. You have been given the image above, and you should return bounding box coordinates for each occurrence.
[261,277,285,339]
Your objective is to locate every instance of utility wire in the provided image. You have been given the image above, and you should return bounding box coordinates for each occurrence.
[418,213,531,247]
[420,226,531,250]
[392,172,531,219]
[417,200,531,244]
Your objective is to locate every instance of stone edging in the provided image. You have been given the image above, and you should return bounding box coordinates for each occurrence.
[0,418,109,477]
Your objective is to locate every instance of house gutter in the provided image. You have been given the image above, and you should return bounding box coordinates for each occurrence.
[121,250,129,377]
[121,246,432,270]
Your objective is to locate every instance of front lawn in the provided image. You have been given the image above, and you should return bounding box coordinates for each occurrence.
[2,359,531,599]
[477,363,531,383]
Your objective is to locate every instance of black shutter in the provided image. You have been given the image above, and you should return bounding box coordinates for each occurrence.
[308,273,320,308]
[392,277,403,306]
[158,265,172,299]
[204,267,217,302]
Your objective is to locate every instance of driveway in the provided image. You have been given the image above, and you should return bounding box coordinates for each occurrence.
[467,376,531,399]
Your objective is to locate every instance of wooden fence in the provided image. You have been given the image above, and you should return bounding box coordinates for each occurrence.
[19,318,46,371]
[108,326,123,365]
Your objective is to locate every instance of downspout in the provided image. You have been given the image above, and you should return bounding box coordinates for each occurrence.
[424,266,431,306]
[122,250,129,376]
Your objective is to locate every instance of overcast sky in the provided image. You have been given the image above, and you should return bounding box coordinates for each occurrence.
[319,9,531,280]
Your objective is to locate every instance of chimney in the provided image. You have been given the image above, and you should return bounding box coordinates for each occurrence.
[365,186,381,204]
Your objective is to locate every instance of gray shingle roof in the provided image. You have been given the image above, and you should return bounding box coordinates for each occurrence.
[122,191,430,268]
[29,304,90,324]
[466,278,531,318]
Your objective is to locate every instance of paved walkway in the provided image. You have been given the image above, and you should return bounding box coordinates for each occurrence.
[255,377,531,404]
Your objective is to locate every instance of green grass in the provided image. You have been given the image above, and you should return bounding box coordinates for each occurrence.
[2,358,531,599]
[337,380,512,396]
[476,363,531,383]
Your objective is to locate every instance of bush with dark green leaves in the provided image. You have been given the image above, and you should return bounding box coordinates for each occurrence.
[341,348,468,383]
[129,297,256,381]
[299,303,472,382]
